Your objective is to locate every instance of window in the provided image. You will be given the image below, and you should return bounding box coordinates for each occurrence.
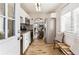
[0,3,5,39]
[8,3,15,18]
[61,12,71,32]
[64,12,72,32]
[0,3,15,40]
[8,3,15,37]
[0,17,5,39]
[8,19,15,37]
[61,15,66,32]
[73,7,79,33]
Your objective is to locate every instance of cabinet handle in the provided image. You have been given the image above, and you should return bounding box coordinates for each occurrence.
[18,37,23,40]
[18,35,23,40]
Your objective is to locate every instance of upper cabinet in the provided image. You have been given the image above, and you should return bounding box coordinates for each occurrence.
[25,17,30,25]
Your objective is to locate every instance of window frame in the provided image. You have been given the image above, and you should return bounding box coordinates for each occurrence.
[0,3,16,40]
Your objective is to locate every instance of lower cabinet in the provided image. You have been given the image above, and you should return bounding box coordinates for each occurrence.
[22,31,31,53]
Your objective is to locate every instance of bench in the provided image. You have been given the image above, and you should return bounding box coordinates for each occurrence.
[55,41,74,55]
[54,32,74,55]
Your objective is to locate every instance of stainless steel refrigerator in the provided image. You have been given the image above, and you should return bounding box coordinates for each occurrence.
[45,18,56,43]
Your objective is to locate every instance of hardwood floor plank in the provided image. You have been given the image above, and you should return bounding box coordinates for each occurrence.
[24,39,64,55]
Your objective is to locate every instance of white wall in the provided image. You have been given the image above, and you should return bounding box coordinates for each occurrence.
[56,3,79,55]
[50,13,56,18]
[29,13,50,19]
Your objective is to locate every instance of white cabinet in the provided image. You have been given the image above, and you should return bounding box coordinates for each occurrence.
[22,31,31,53]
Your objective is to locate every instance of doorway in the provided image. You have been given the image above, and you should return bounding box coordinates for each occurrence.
[33,22,45,40]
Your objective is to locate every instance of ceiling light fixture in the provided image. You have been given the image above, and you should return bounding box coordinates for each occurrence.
[35,3,41,12]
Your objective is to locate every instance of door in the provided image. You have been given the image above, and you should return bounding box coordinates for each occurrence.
[46,18,56,43]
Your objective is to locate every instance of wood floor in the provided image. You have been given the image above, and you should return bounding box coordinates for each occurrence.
[24,39,64,55]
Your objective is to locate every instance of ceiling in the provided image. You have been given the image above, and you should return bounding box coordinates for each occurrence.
[21,3,63,14]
